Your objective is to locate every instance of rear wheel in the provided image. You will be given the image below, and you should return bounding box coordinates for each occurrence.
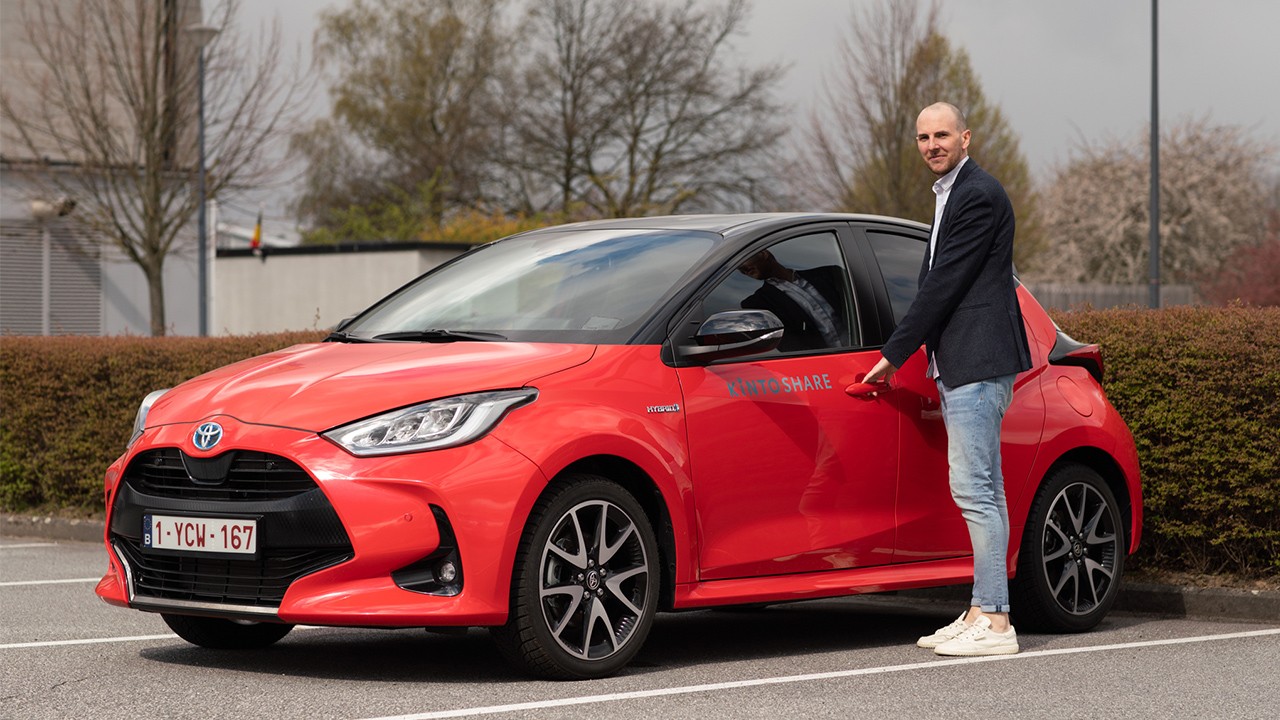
[1012,464,1125,632]
[492,475,659,679]
[162,614,294,649]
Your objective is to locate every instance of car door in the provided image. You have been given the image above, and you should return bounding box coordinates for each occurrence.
[859,225,1043,563]
[674,226,900,581]
[859,226,968,562]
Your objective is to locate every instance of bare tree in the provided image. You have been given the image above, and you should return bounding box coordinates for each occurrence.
[293,0,509,239]
[1033,119,1274,288]
[794,0,1042,265]
[497,0,786,217]
[490,0,630,215]
[1,0,304,335]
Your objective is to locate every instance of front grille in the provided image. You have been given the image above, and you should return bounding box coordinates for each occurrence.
[116,541,351,607]
[111,446,354,609]
[126,448,317,501]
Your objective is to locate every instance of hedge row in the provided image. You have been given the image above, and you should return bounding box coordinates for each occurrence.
[2,307,1277,578]
[0,332,323,510]
[1052,306,1279,578]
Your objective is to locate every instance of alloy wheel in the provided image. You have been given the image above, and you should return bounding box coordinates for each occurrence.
[1039,481,1120,615]
[538,499,651,661]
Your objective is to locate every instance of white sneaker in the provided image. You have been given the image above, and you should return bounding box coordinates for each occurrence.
[916,612,970,649]
[933,615,1019,656]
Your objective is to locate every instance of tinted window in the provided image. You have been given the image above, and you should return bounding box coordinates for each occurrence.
[702,232,857,354]
[867,231,926,324]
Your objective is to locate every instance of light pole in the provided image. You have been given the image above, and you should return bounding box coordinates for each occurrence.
[1149,0,1160,309]
[185,23,220,336]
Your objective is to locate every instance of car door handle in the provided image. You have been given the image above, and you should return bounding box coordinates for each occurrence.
[845,379,891,398]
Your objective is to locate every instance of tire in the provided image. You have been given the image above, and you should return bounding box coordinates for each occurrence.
[1011,463,1126,632]
[492,474,660,679]
[162,613,294,649]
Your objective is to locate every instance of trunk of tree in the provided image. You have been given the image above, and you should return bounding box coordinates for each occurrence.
[145,261,167,336]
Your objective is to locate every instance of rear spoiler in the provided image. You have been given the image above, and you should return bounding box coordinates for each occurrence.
[1048,328,1104,384]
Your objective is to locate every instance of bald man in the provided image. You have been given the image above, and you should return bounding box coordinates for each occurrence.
[863,102,1032,656]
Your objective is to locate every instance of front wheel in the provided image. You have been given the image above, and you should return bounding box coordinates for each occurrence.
[1012,463,1126,632]
[492,475,660,679]
[162,614,294,649]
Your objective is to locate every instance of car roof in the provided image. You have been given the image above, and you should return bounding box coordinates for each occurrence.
[517,212,930,237]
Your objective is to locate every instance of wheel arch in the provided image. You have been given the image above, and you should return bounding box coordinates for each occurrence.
[1043,447,1137,555]
[546,455,680,612]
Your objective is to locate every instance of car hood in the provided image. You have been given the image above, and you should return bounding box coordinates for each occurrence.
[147,342,596,432]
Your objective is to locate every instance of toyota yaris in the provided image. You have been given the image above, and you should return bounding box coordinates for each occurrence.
[97,213,1141,678]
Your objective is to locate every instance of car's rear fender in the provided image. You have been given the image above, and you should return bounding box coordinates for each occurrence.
[1023,416,1143,556]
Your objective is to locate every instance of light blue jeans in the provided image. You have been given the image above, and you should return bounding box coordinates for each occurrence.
[937,374,1016,613]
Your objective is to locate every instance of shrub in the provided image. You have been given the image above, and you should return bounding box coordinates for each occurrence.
[0,332,323,513]
[1054,306,1280,578]
[2,307,1277,579]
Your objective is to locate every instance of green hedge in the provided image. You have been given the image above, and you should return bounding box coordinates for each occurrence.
[1053,306,1279,578]
[2,308,1277,578]
[0,332,323,511]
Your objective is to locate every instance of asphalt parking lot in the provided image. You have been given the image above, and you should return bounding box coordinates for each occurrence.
[3,534,1278,720]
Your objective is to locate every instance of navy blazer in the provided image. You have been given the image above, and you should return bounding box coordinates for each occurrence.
[880,160,1032,387]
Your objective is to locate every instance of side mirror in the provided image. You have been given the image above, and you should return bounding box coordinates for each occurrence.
[676,310,783,364]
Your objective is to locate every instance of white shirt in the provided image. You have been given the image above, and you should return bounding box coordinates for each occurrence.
[926,155,968,378]
[928,155,968,270]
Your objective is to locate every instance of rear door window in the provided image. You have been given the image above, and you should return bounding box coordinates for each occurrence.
[866,231,926,324]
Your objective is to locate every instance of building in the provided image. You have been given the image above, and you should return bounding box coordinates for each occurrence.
[1,0,206,335]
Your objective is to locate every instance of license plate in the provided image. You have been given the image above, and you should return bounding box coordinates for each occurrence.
[143,514,257,555]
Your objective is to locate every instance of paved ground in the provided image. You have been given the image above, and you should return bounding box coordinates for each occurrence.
[2,526,1278,719]
[6,512,1277,623]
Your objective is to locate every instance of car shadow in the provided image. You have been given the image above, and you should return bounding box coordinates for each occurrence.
[139,627,524,683]
[633,597,956,669]
[136,597,959,682]
[138,597,1152,682]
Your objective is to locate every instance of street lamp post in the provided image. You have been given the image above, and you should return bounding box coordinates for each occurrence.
[1149,0,1160,309]
[185,23,220,336]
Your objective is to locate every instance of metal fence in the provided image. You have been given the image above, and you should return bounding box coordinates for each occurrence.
[1022,283,1201,311]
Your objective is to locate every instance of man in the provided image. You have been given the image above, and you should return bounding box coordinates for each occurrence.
[862,102,1032,656]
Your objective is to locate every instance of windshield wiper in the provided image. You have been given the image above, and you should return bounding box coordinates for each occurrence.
[371,329,507,343]
[324,330,371,343]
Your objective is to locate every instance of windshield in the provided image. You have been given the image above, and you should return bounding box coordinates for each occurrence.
[343,228,721,344]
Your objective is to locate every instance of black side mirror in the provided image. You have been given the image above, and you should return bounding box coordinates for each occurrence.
[676,310,783,364]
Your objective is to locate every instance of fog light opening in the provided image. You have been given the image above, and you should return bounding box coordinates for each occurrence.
[391,505,464,597]
[436,561,458,584]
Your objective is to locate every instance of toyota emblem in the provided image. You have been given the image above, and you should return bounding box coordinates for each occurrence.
[193,422,223,451]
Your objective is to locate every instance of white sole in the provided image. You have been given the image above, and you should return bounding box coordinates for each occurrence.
[934,644,1020,656]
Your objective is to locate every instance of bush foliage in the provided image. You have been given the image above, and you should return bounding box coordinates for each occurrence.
[0,332,322,511]
[1053,306,1279,578]
[2,308,1277,578]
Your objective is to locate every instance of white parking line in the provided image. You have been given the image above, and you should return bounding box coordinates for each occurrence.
[0,543,58,549]
[0,578,100,587]
[1,634,177,650]
[358,628,1280,720]
[0,625,326,651]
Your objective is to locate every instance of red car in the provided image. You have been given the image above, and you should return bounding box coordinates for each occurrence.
[97,214,1141,679]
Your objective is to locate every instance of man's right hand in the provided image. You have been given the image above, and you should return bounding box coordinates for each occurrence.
[863,355,898,385]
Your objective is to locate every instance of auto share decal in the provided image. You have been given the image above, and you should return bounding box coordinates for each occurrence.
[726,372,833,398]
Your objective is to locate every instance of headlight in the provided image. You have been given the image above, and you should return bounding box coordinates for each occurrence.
[129,389,170,448]
[323,388,538,457]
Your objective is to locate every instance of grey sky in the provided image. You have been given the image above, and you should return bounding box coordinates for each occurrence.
[231,0,1278,228]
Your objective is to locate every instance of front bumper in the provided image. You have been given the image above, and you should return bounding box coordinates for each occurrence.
[97,417,545,627]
